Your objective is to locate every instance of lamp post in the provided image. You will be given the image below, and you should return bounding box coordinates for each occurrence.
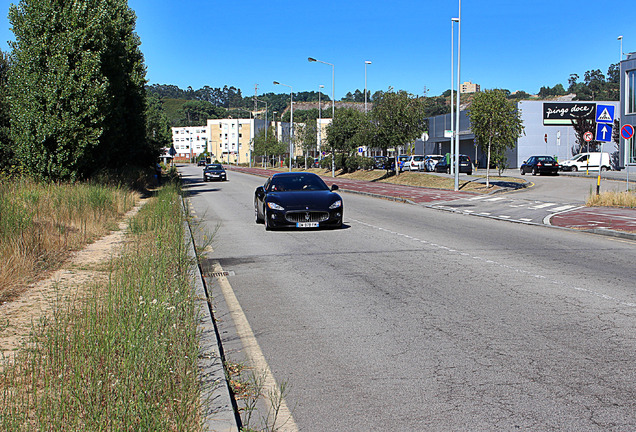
[364,60,372,113]
[618,35,623,61]
[318,84,324,160]
[454,1,462,192]
[273,81,293,172]
[309,57,336,177]
[451,18,459,177]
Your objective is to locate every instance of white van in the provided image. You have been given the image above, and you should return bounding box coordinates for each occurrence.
[560,152,611,172]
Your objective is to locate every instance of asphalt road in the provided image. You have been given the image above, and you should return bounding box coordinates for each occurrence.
[182,165,636,431]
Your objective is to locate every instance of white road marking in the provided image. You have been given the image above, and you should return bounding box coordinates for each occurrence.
[551,205,577,212]
[519,218,533,222]
[485,197,505,202]
[529,203,556,209]
[349,218,636,308]
[212,260,299,432]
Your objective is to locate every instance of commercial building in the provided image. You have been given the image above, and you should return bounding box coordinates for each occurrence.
[426,100,620,169]
[620,52,636,171]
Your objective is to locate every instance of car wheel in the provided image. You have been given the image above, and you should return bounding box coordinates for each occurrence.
[532,167,537,176]
[520,168,525,175]
[601,166,607,172]
[255,201,263,224]
[571,166,578,172]
[264,208,272,231]
[446,167,450,174]
[467,171,472,176]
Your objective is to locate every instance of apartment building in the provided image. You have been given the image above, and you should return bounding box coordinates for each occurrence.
[171,126,208,158]
[460,81,480,94]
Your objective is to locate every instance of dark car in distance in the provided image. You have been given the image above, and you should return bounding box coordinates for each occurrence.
[254,172,343,230]
[203,163,227,181]
[435,154,473,175]
[520,156,559,176]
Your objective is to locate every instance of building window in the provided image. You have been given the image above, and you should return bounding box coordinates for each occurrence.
[628,70,636,115]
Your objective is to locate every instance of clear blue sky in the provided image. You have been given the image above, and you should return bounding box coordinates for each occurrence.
[1,0,634,99]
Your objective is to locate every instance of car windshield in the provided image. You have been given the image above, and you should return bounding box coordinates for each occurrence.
[267,174,329,192]
[206,164,223,170]
[537,157,556,162]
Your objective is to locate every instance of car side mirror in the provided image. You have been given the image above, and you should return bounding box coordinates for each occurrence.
[331,184,339,191]
[256,186,265,198]
[523,160,527,164]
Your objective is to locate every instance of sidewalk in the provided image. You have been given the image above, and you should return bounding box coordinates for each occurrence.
[229,166,636,240]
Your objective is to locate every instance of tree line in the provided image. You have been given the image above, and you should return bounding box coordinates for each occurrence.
[0,0,172,181]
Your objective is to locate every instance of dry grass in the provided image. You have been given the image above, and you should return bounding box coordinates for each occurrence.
[0,184,202,431]
[0,179,138,303]
[586,190,636,208]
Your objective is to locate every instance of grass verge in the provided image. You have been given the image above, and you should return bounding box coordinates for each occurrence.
[0,178,138,303]
[0,183,202,431]
[586,190,636,208]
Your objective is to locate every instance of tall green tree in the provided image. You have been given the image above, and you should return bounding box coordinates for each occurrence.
[325,108,365,173]
[371,88,427,172]
[9,0,152,181]
[468,89,524,187]
[0,49,13,173]
[145,92,172,154]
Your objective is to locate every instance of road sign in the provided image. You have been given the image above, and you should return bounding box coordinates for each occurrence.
[596,104,615,124]
[583,131,593,142]
[621,124,634,140]
[595,123,613,142]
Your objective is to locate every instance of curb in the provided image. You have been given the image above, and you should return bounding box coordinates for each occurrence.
[182,199,240,432]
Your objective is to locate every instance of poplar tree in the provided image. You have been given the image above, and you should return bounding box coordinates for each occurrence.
[8,0,152,181]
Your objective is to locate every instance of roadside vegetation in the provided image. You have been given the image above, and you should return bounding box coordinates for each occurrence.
[587,190,636,208]
[0,178,138,303]
[0,183,202,431]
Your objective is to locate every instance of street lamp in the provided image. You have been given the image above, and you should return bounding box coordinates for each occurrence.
[318,84,324,159]
[309,56,336,177]
[618,35,623,61]
[364,60,372,113]
[451,18,459,177]
[454,2,462,192]
[273,81,293,172]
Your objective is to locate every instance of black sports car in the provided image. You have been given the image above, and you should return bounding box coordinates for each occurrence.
[203,163,227,181]
[254,172,343,230]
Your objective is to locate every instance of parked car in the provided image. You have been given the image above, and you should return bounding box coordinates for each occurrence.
[254,172,343,230]
[520,156,559,175]
[424,155,444,172]
[197,159,206,166]
[403,155,427,171]
[559,152,611,172]
[373,156,387,170]
[435,155,473,175]
[203,163,227,181]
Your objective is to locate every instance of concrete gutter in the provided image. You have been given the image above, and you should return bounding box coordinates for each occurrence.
[182,200,239,432]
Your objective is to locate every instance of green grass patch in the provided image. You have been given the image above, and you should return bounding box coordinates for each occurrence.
[0,184,202,431]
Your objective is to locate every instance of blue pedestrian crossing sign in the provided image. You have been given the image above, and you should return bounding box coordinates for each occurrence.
[596,123,613,142]
[596,104,615,123]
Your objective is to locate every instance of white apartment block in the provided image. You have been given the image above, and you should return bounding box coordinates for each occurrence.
[171,126,208,158]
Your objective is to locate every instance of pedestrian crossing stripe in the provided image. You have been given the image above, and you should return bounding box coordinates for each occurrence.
[597,108,612,122]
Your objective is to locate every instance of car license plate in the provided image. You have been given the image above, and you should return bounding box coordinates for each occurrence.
[296,222,319,228]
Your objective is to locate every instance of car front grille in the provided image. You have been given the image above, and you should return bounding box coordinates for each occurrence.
[285,211,329,223]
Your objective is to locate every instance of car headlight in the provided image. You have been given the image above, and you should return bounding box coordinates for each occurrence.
[267,202,284,211]
[329,200,342,209]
